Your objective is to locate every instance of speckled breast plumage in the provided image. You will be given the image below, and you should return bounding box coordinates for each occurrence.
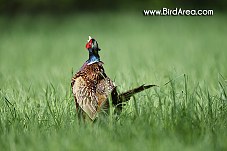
[71,61,115,120]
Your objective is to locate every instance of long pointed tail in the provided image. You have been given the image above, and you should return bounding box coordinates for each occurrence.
[119,84,157,102]
[111,84,157,105]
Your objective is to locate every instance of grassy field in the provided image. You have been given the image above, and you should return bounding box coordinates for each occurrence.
[0,13,227,151]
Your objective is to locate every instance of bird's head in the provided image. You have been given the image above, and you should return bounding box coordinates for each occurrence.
[85,36,101,53]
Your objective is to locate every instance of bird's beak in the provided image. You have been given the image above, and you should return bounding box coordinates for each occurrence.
[87,36,92,42]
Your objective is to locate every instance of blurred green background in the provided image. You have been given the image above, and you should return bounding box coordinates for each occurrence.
[1,1,227,151]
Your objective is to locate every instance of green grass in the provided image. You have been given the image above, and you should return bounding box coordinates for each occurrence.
[0,13,227,151]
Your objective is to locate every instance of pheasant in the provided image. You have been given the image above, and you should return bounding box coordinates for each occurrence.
[71,36,156,120]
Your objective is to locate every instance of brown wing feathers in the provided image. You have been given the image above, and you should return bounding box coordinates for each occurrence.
[71,62,156,120]
[71,62,115,120]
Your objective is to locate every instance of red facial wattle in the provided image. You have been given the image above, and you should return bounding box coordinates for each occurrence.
[86,40,92,49]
